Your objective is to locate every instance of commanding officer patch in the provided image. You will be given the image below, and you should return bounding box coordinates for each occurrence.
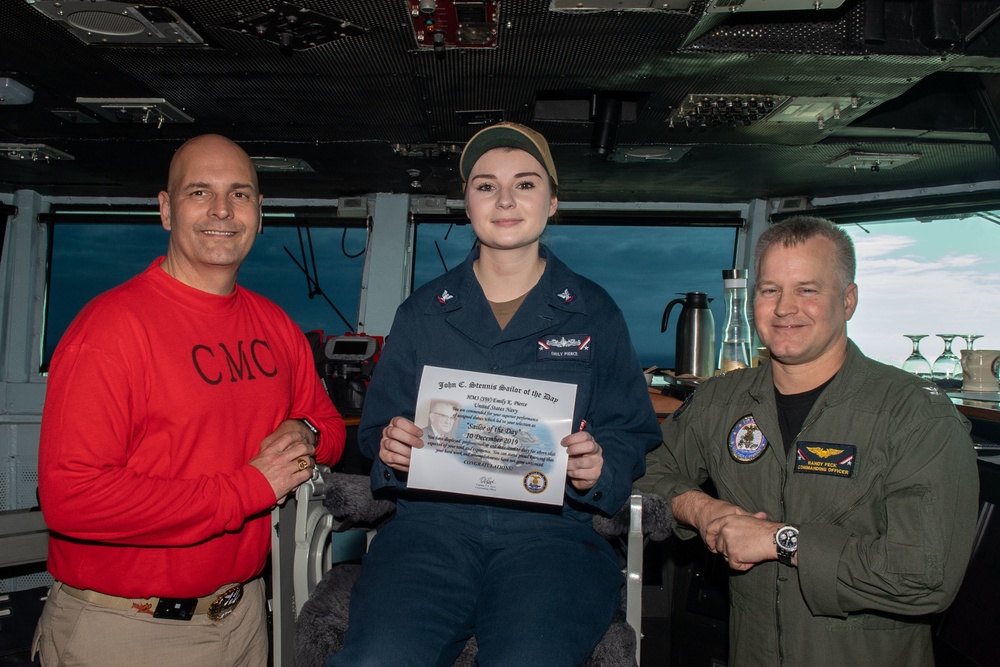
[523,470,548,494]
[794,442,856,478]
[728,414,768,462]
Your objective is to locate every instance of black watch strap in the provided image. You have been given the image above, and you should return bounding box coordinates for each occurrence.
[298,417,320,445]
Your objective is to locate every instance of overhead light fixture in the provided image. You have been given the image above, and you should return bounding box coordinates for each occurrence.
[825,150,921,172]
[0,143,74,162]
[75,97,194,126]
[455,109,505,126]
[251,156,315,173]
[0,78,34,105]
[763,96,859,128]
[606,146,691,163]
[550,1,693,11]
[706,0,847,13]
[28,1,205,45]
[50,109,99,123]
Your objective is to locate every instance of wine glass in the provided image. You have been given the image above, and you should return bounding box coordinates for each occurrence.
[960,334,984,352]
[931,334,962,387]
[901,334,932,378]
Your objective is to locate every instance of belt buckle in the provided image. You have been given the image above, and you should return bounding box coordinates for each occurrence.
[207,584,244,621]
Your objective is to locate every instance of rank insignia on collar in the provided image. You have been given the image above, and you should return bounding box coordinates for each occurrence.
[728,414,768,463]
[436,290,454,304]
[556,288,575,303]
[672,392,694,421]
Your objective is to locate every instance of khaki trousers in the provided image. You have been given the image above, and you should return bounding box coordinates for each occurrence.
[32,578,268,667]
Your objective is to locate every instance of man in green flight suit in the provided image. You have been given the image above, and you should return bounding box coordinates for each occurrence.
[637,215,979,666]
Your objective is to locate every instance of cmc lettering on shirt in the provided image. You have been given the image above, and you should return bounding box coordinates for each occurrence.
[192,339,278,385]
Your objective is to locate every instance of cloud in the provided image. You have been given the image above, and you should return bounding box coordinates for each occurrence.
[853,234,916,259]
[848,227,1000,365]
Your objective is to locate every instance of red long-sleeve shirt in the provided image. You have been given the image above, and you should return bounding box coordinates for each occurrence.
[40,258,345,598]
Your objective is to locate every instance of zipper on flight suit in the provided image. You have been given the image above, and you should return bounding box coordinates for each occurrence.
[774,411,820,666]
[774,407,837,664]
[775,442,790,666]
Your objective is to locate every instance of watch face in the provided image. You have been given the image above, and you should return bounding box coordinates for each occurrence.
[776,526,798,551]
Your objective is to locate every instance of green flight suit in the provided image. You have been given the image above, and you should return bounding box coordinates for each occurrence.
[637,341,979,666]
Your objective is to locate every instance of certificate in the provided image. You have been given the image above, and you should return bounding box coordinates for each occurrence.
[407,365,576,505]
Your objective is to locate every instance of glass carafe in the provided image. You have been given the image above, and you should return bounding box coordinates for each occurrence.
[718,269,752,371]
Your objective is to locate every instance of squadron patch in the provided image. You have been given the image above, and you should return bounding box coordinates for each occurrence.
[523,470,548,494]
[728,414,768,463]
[794,442,856,478]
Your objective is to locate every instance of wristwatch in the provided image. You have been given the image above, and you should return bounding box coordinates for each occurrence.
[774,525,799,566]
[298,417,320,446]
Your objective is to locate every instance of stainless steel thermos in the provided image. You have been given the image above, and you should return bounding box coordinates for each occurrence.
[661,292,716,377]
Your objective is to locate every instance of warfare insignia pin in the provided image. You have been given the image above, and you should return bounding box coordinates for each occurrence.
[537,334,591,361]
[728,414,768,462]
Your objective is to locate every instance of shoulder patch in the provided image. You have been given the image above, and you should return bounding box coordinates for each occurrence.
[671,392,694,421]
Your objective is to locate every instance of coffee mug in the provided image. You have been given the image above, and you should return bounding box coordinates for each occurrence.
[960,349,1000,392]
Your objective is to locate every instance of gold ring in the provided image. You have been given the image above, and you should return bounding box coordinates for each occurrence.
[297,458,310,471]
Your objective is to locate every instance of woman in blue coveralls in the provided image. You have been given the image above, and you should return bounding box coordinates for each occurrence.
[326,122,662,667]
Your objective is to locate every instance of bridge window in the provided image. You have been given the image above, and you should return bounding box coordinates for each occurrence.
[43,213,366,372]
[843,212,1000,368]
[414,217,741,370]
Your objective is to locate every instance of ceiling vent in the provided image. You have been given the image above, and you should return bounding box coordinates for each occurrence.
[75,97,194,126]
[0,143,74,162]
[27,1,204,45]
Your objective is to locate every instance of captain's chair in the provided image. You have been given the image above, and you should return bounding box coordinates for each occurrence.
[291,469,673,667]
